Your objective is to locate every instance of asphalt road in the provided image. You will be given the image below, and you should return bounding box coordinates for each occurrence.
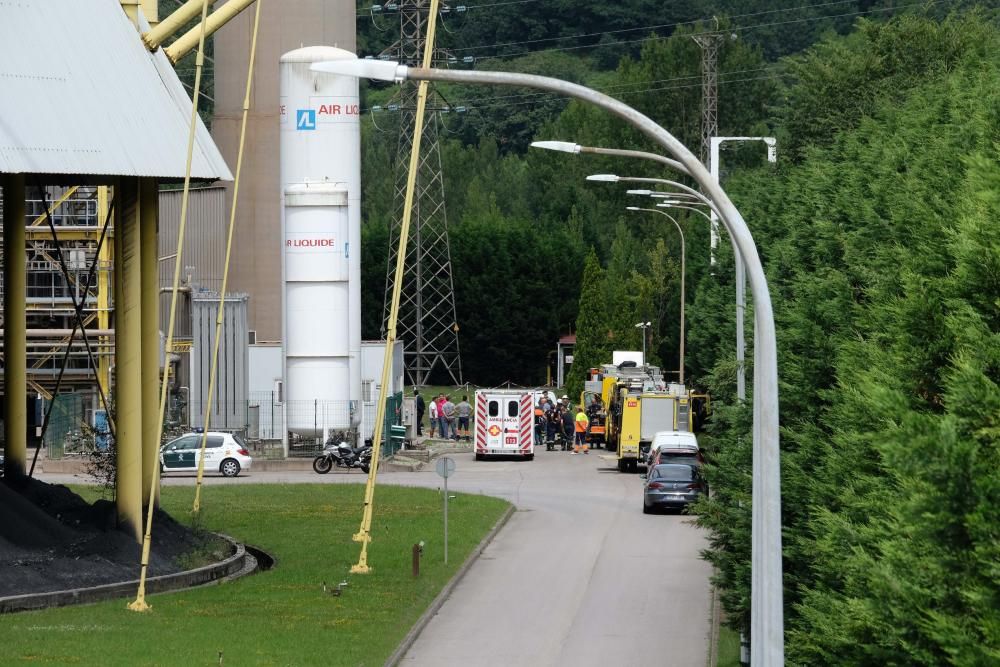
[39,448,713,667]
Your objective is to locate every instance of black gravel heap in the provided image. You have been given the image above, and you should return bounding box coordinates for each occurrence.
[0,478,219,598]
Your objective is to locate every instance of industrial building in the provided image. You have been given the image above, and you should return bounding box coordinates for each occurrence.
[1,0,403,481]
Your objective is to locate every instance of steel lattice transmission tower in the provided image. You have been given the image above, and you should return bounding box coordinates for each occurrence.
[381,0,463,385]
[692,32,724,166]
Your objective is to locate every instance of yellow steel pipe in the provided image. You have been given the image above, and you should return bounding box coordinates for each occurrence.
[192,0,263,515]
[3,174,27,482]
[113,178,143,542]
[139,177,160,507]
[351,0,443,574]
[131,0,211,613]
[141,0,160,26]
[120,0,142,26]
[142,0,213,51]
[164,0,257,64]
[97,186,112,399]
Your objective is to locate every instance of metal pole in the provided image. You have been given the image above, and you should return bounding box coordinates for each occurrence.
[3,174,27,482]
[711,137,743,401]
[163,0,259,63]
[142,0,205,50]
[139,177,160,507]
[530,142,691,177]
[114,178,143,542]
[390,66,784,665]
[628,208,685,385]
[443,473,449,565]
[709,136,744,402]
[709,134,722,265]
[96,187,112,400]
[348,0,444,576]
[709,136,777,402]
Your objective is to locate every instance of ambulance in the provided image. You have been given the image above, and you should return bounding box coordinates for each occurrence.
[474,389,535,460]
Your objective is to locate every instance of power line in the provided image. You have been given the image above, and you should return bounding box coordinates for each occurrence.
[456,0,941,61]
[446,0,864,53]
[362,70,785,116]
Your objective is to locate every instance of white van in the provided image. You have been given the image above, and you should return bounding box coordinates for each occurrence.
[646,430,699,465]
[474,390,535,460]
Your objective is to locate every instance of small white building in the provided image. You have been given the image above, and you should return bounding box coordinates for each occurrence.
[247,339,404,448]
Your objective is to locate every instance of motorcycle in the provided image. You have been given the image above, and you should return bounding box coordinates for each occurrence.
[313,439,372,474]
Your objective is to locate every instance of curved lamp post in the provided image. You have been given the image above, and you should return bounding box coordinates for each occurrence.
[311,58,784,666]
[530,140,691,176]
[594,174,749,404]
[626,207,685,385]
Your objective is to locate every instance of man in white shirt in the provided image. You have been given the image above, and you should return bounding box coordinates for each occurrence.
[428,396,439,438]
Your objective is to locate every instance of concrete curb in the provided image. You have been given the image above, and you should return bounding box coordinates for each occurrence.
[384,503,517,667]
[707,582,721,667]
[0,533,254,614]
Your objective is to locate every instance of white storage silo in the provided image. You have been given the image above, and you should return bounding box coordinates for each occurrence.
[279,46,362,437]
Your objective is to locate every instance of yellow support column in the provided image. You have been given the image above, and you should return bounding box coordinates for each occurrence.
[114,178,143,542]
[141,0,159,27]
[96,187,112,399]
[139,178,160,506]
[3,174,27,482]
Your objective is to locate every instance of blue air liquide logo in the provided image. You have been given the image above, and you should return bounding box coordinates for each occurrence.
[296,109,316,130]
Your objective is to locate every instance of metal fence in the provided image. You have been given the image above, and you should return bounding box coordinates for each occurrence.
[42,391,405,460]
[43,393,85,459]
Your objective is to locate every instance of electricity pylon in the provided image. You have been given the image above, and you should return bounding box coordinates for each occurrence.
[380,0,463,385]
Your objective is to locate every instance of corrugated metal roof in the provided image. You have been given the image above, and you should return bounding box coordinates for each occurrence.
[0,0,232,181]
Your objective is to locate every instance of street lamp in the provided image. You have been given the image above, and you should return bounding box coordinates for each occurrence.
[627,207,685,385]
[597,175,749,403]
[311,58,784,666]
[634,320,652,367]
[530,140,691,176]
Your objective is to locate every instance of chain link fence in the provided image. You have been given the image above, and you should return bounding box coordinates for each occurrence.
[41,391,405,460]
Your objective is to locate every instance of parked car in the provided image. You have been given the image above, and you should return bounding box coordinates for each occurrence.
[642,463,706,513]
[646,430,701,466]
[649,450,701,469]
[160,432,252,477]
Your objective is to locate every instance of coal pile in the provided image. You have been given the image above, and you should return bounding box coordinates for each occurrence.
[0,478,223,598]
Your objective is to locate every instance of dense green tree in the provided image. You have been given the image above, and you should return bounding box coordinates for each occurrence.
[566,248,608,398]
[694,12,1000,664]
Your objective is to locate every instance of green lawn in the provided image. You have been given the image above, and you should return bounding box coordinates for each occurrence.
[717,626,742,667]
[0,483,509,666]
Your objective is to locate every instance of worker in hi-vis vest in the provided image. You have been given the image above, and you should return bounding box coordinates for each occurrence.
[573,406,590,454]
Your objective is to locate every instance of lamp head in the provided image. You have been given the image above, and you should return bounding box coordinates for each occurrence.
[585,174,620,182]
[625,206,642,211]
[625,189,653,196]
[529,141,581,154]
[311,59,407,82]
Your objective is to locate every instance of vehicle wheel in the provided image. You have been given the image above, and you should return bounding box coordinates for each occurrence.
[525,454,534,461]
[642,503,652,515]
[628,460,638,474]
[617,459,628,473]
[220,458,241,478]
[475,453,484,461]
[360,462,370,474]
[312,456,333,474]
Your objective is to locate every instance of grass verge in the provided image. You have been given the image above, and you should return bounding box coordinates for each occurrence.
[717,626,742,667]
[0,483,509,666]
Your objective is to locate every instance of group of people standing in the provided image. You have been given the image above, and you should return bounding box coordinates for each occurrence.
[534,395,590,454]
[414,390,471,441]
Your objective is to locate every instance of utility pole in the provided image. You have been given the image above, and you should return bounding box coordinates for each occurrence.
[710,136,776,404]
[692,30,724,264]
[381,0,463,385]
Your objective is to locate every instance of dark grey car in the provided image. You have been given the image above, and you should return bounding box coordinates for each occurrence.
[642,463,706,513]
